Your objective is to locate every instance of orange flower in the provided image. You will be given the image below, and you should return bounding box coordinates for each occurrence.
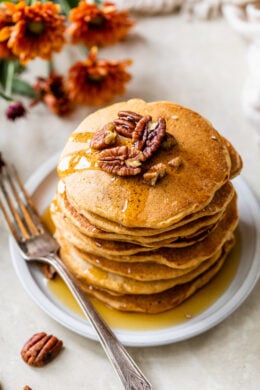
[67,47,132,106]
[33,73,72,116]
[0,3,15,59]
[68,1,135,48]
[7,1,66,64]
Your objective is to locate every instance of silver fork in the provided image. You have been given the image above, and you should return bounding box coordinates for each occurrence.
[0,158,152,390]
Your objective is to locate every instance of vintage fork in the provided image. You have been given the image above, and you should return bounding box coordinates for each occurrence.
[0,159,152,390]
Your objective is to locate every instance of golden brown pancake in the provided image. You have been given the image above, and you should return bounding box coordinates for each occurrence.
[51,99,242,313]
[53,194,238,267]
[58,99,235,229]
[52,197,223,250]
[59,240,230,295]
[53,181,234,244]
[75,237,234,313]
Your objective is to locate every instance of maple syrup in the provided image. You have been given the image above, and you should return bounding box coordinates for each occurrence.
[42,208,240,331]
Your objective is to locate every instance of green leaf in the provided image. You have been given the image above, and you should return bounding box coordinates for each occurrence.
[12,78,38,98]
[14,62,26,75]
[66,0,79,9]
[0,60,9,89]
[0,90,13,102]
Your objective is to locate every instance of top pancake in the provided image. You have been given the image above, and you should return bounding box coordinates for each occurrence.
[57,99,239,229]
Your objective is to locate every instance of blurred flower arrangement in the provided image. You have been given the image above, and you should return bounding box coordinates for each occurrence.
[0,0,135,120]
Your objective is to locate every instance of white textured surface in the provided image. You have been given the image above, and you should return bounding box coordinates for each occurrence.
[0,15,260,390]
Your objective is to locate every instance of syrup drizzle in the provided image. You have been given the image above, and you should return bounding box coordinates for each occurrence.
[42,208,240,331]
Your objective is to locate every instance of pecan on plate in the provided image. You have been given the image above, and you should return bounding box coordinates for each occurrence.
[21,332,63,367]
[98,145,144,176]
[113,110,142,138]
[132,116,166,160]
[143,163,167,186]
[42,263,57,280]
[23,386,32,390]
[91,122,117,150]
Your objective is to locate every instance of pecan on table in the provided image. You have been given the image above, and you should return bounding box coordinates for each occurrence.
[91,122,117,150]
[98,145,144,176]
[132,116,166,159]
[21,332,63,367]
[143,163,167,186]
[113,110,143,138]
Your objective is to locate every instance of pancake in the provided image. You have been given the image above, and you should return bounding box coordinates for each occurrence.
[52,195,224,249]
[58,99,235,229]
[57,235,235,282]
[53,194,238,267]
[58,238,232,295]
[221,135,243,179]
[51,99,242,313]
[75,240,234,314]
[53,180,234,243]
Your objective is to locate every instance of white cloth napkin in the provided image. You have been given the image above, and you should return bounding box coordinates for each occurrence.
[114,0,182,14]
[223,1,260,126]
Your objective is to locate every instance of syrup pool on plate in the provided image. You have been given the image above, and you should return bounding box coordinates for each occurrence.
[42,207,241,331]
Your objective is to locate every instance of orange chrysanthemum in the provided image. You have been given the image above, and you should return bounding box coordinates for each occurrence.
[0,3,15,59]
[67,47,132,106]
[33,73,72,116]
[7,1,66,64]
[68,1,135,48]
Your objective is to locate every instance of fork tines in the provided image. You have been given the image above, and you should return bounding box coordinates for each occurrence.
[0,157,43,241]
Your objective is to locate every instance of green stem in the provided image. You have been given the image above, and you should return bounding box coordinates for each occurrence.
[93,0,102,6]
[59,0,71,17]
[47,60,54,76]
[26,0,36,6]
[0,91,13,102]
[5,61,15,98]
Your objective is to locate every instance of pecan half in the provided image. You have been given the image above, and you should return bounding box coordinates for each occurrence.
[143,163,167,186]
[113,110,142,138]
[21,332,63,367]
[98,146,144,176]
[91,122,117,150]
[132,115,151,150]
[132,116,166,159]
[23,386,32,390]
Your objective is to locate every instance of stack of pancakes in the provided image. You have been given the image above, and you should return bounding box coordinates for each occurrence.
[50,99,242,314]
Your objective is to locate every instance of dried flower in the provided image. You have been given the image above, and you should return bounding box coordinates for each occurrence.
[6,101,26,120]
[7,1,66,64]
[33,73,72,116]
[0,3,15,59]
[0,1,135,119]
[68,1,135,48]
[67,47,132,106]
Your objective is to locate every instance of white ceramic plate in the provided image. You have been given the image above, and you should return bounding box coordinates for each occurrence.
[10,155,260,347]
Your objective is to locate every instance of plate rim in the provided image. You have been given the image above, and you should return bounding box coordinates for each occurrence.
[9,154,260,347]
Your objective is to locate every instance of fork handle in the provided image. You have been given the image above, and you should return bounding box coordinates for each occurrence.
[42,253,152,390]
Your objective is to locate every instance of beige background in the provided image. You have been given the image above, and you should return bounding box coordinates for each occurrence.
[0,14,260,390]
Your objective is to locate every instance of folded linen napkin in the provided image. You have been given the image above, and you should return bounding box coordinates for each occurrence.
[223,1,260,126]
